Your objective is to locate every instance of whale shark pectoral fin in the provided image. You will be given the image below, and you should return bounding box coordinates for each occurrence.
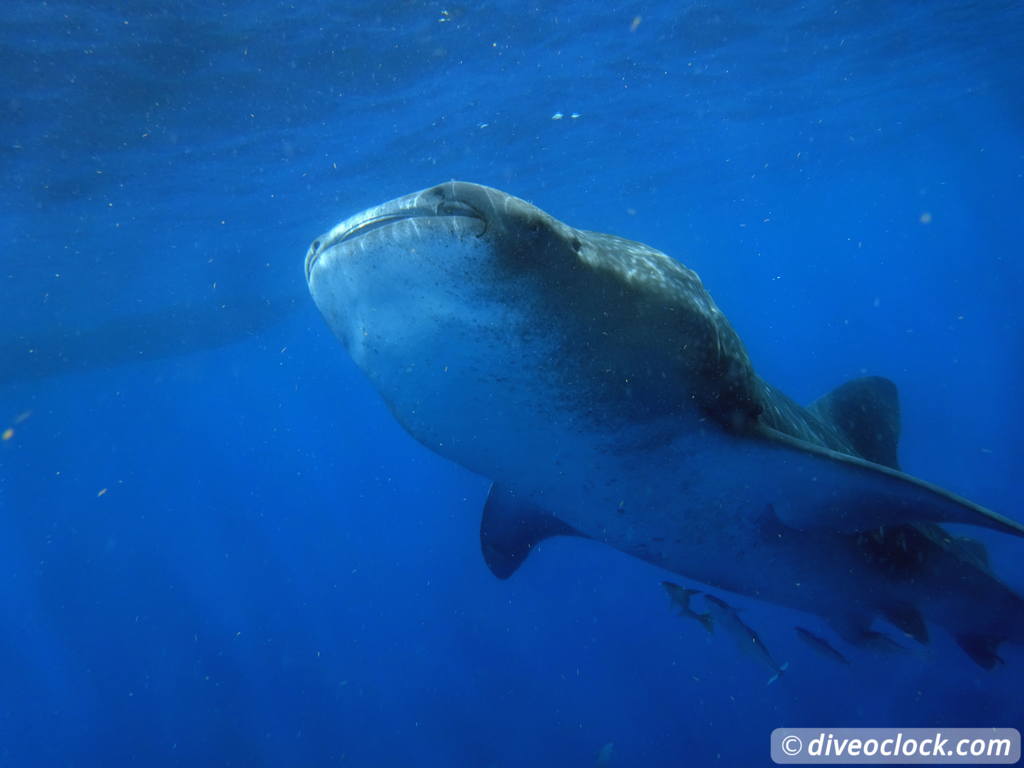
[479,484,586,580]
[755,426,1024,538]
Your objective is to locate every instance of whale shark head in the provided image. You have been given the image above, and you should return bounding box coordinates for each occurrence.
[305,181,573,370]
[305,181,758,478]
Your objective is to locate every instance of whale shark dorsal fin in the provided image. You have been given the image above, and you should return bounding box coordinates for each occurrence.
[808,376,901,470]
[480,484,586,579]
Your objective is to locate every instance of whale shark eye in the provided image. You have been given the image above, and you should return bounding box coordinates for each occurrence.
[571,237,581,251]
[311,239,321,252]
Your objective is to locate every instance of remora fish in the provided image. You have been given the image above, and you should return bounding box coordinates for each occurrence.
[795,626,850,665]
[661,581,714,633]
[858,631,910,655]
[304,181,1024,669]
[703,594,788,684]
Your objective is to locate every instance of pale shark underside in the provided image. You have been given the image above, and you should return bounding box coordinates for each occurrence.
[305,181,1024,669]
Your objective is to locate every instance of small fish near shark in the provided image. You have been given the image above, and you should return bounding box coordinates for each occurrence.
[661,581,714,633]
[663,581,788,683]
[703,593,789,685]
[595,741,614,767]
[305,181,1024,671]
[795,626,851,666]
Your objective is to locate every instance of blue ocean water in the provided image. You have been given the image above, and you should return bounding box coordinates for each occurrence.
[2,1,1023,765]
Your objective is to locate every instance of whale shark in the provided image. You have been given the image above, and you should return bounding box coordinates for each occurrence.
[0,295,299,388]
[305,181,1024,668]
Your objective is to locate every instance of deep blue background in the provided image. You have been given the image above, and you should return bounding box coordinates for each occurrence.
[2,1,1022,765]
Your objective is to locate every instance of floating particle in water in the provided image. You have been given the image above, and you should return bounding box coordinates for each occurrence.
[919,211,932,224]
[551,112,564,120]
[630,16,642,32]
[97,488,108,497]
[1,428,12,441]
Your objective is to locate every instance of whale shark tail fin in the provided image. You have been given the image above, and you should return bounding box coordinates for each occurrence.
[480,484,587,579]
[808,376,901,470]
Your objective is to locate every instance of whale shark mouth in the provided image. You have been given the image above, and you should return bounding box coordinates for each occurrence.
[304,200,485,282]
